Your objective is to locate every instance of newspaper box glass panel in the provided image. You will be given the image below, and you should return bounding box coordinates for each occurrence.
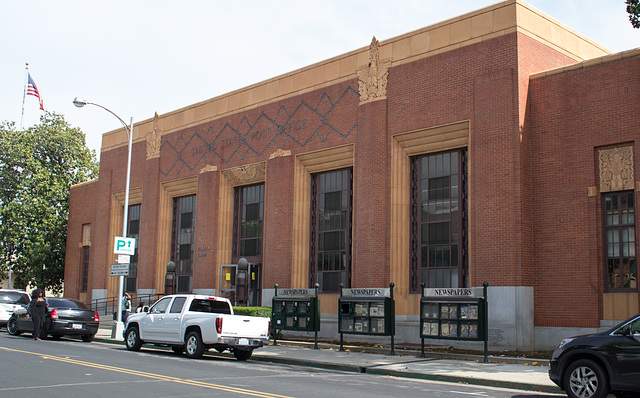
[420,297,485,341]
[271,297,319,332]
[338,297,393,336]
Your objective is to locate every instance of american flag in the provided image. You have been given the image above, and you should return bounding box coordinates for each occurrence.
[27,73,44,111]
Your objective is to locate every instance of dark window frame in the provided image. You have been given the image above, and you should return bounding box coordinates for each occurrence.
[309,168,353,293]
[125,204,141,293]
[81,246,89,293]
[171,195,196,293]
[603,191,637,292]
[410,149,468,292]
[232,183,264,264]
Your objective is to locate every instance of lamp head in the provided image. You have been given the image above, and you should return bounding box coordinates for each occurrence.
[72,97,87,108]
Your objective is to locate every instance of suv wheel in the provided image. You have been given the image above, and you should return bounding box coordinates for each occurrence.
[564,359,609,398]
[125,326,143,351]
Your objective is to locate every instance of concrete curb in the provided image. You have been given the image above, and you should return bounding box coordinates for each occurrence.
[94,334,560,394]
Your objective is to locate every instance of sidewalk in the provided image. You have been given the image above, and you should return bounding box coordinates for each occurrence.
[96,323,561,394]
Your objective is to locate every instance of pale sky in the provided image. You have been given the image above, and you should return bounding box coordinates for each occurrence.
[2,0,639,159]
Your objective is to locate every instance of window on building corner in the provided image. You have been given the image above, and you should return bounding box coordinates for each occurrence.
[604,191,637,291]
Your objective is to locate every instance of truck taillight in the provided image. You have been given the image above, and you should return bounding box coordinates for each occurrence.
[216,317,223,334]
[50,308,58,319]
[94,312,100,322]
[268,321,271,335]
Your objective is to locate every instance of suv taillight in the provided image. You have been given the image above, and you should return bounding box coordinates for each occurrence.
[216,317,223,334]
[50,308,58,319]
[94,312,99,322]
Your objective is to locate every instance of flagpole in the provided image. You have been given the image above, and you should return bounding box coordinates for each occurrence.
[20,63,28,130]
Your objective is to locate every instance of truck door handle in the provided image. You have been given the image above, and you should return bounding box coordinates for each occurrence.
[159,316,164,320]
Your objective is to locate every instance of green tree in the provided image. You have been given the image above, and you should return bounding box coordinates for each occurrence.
[627,0,640,28]
[0,112,98,293]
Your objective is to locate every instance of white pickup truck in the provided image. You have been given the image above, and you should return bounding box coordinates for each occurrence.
[123,294,270,360]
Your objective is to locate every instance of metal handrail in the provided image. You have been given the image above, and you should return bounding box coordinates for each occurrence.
[84,293,163,316]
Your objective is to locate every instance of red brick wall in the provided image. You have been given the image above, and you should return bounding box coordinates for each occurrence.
[353,99,390,287]
[527,54,640,328]
[263,155,295,289]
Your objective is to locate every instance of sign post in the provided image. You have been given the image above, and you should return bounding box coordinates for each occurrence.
[114,236,136,256]
[110,263,130,276]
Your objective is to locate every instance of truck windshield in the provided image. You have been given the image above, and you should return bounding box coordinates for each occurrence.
[189,299,232,314]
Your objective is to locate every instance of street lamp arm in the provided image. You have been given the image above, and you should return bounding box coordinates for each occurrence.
[86,102,130,133]
[72,97,131,135]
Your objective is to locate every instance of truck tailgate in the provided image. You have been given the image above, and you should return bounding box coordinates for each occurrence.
[219,315,269,339]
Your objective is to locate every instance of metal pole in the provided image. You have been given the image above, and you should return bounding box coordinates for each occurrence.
[420,282,425,358]
[72,99,133,340]
[114,116,134,338]
[339,283,344,352]
[483,281,489,363]
[272,284,278,346]
[389,282,395,356]
[313,283,319,350]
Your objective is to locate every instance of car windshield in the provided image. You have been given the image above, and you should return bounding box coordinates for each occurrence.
[46,298,87,309]
[0,292,29,305]
[189,299,232,314]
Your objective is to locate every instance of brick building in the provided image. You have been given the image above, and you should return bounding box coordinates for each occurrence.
[65,0,639,350]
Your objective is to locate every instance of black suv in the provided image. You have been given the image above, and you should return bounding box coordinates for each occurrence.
[549,313,640,398]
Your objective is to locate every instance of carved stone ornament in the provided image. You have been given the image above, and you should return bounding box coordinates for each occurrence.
[199,165,218,174]
[269,148,292,159]
[599,146,635,192]
[146,112,162,160]
[221,162,266,186]
[357,36,391,104]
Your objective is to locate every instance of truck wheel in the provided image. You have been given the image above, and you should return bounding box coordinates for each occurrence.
[185,331,205,359]
[7,317,21,336]
[125,326,143,351]
[564,359,609,398]
[233,349,253,361]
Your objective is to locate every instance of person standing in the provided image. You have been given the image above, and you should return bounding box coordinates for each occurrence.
[29,289,48,341]
[122,292,132,323]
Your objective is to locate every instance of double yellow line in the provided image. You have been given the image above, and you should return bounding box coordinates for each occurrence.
[0,346,293,398]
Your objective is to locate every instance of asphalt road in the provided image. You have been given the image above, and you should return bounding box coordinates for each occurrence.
[0,332,563,398]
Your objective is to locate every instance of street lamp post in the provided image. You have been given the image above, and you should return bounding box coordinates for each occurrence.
[73,97,133,339]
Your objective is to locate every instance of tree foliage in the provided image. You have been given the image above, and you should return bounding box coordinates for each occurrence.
[0,113,98,292]
[627,0,640,28]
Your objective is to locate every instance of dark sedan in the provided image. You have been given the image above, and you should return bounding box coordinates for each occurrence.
[549,313,640,398]
[6,298,99,342]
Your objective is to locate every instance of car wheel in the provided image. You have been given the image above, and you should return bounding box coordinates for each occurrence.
[125,327,143,351]
[51,334,62,340]
[171,345,184,355]
[7,318,21,336]
[233,349,253,361]
[564,359,609,398]
[81,334,95,342]
[185,331,205,359]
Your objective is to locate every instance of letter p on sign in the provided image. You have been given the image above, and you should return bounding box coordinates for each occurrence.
[114,236,136,255]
